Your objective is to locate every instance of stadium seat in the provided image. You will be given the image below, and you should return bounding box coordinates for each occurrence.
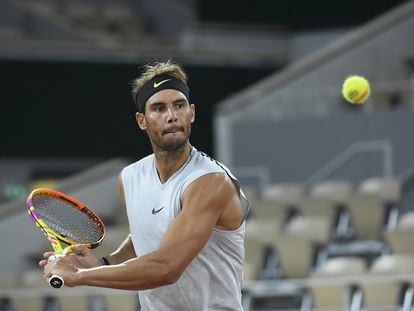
[358,177,402,230]
[358,177,401,203]
[58,295,89,311]
[250,199,290,227]
[385,211,414,255]
[309,180,353,204]
[309,256,366,310]
[361,254,414,310]
[11,297,45,311]
[245,219,283,280]
[295,197,338,237]
[262,183,305,207]
[104,291,140,311]
[395,211,414,230]
[347,194,384,240]
[284,215,332,244]
[275,216,332,279]
[0,272,17,288]
[20,269,48,288]
[245,218,282,245]
[244,235,267,281]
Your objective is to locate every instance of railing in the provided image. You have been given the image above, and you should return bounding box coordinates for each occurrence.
[399,163,414,188]
[304,140,394,188]
[233,166,271,194]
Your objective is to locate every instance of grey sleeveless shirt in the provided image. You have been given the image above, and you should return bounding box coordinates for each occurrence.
[121,147,249,310]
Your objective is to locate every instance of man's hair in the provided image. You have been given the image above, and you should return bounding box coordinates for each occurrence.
[131,60,188,111]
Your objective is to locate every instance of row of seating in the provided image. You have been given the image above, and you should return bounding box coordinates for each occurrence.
[241,176,414,309]
[243,254,414,310]
[244,177,406,281]
[0,292,139,311]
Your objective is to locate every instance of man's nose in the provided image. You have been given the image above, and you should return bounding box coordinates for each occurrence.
[166,107,178,121]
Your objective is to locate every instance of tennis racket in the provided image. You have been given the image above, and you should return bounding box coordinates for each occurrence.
[27,188,106,288]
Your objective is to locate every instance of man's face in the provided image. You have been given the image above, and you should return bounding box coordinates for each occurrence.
[136,89,195,151]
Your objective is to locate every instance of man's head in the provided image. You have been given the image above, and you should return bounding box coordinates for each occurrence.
[132,61,195,152]
[132,61,189,114]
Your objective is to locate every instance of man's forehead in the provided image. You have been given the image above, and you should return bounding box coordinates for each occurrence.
[147,89,188,104]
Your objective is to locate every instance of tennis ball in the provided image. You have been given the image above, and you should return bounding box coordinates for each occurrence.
[342,75,370,104]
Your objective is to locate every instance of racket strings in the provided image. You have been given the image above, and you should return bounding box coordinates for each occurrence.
[32,195,102,244]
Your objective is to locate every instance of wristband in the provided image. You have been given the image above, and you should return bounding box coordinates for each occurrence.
[100,256,110,265]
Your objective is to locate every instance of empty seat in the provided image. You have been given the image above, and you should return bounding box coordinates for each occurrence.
[21,269,48,288]
[104,291,139,311]
[245,218,282,245]
[12,297,45,311]
[386,212,414,255]
[295,197,339,235]
[347,194,385,240]
[358,177,401,204]
[370,254,414,274]
[250,199,289,226]
[58,295,89,311]
[309,180,353,204]
[309,256,367,310]
[245,219,283,280]
[275,216,332,279]
[0,272,17,288]
[396,211,414,230]
[361,254,414,310]
[284,215,332,244]
[262,183,305,207]
[244,236,267,282]
[358,177,402,230]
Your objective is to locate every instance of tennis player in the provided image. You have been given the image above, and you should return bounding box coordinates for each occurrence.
[41,60,249,310]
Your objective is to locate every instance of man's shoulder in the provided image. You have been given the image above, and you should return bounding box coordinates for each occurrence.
[122,153,154,175]
[191,148,237,180]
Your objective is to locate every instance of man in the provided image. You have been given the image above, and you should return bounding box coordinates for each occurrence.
[41,60,249,310]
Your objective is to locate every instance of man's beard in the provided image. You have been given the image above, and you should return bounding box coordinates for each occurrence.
[154,136,187,152]
[149,126,191,152]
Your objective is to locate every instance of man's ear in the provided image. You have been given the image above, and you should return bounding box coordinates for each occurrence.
[135,112,147,130]
[190,104,195,123]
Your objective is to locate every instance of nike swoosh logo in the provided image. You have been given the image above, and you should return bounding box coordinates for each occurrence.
[152,206,165,214]
[153,79,171,88]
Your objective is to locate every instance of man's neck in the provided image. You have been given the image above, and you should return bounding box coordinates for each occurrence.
[153,143,192,184]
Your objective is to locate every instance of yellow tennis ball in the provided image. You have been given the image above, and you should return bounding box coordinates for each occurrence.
[342,75,370,104]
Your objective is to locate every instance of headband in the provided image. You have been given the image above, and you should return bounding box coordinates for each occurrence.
[135,74,190,113]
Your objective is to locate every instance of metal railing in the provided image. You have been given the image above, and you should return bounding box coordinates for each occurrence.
[304,140,394,188]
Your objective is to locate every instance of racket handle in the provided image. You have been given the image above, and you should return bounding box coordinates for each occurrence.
[48,254,64,289]
[49,274,64,288]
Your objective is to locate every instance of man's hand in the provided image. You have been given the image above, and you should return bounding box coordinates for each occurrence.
[44,255,79,288]
[39,245,102,270]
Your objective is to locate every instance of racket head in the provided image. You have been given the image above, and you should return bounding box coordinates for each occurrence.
[27,188,106,250]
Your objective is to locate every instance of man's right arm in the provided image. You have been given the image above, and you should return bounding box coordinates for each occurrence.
[105,234,136,265]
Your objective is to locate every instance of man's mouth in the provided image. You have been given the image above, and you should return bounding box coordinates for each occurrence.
[163,126,184,135]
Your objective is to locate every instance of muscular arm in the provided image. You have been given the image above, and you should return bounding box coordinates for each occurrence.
[48,173,241,290]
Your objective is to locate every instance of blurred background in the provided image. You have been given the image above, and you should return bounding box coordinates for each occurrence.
[1,0,414,310]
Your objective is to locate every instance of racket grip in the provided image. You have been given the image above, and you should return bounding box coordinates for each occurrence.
[48,254,64,288]
[49,274,64,288]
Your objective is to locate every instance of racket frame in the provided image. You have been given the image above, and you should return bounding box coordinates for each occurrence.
[27,188,106,288]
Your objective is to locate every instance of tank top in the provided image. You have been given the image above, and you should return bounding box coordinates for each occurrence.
[121,146,249,310]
